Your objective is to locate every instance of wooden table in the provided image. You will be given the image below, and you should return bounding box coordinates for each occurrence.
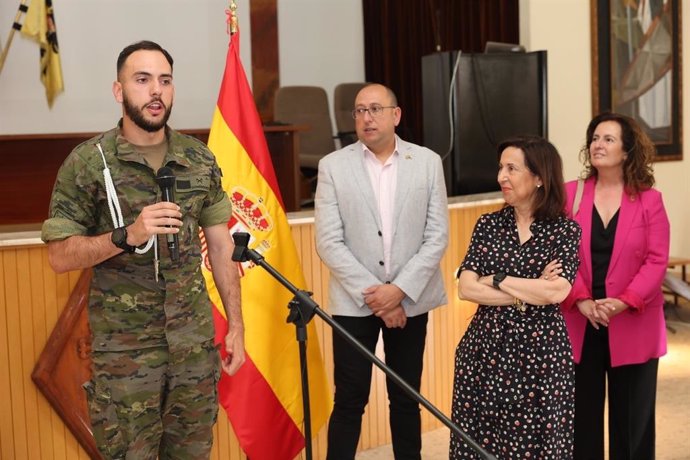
[667,256,690,281]
[263,124,309,212]
[187,125,309,212]
[666,256,690,309]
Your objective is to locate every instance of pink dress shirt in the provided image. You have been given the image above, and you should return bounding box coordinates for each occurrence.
[363,143,398,278]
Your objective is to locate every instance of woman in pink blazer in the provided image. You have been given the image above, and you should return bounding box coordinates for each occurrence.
[561,112,670,460]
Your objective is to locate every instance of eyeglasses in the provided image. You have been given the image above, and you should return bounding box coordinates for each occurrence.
[351,104,397,119]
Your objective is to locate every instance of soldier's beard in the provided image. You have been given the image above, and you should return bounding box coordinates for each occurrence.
[123,93,173,133]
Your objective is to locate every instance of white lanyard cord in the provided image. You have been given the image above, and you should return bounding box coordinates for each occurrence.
[96,142,156,256]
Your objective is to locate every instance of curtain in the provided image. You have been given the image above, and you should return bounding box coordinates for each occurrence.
[362,0,519,144]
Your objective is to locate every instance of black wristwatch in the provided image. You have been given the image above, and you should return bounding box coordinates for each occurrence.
[492,272,507,289]
[111,226,136,253]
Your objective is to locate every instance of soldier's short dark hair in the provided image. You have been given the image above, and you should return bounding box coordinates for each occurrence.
[116,40,174,77]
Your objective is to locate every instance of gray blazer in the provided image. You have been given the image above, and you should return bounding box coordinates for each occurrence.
[314,136,449,317]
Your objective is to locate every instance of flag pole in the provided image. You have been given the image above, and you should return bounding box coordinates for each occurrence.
[0,0,29,76]
[227,0,238,35]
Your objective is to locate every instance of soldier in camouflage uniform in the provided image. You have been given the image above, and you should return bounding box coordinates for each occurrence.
[41,40,245,459]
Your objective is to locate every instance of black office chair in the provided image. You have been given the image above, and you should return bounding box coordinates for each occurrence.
[273,86,336,205]
[274,86,336,169]
[333,82,367,147]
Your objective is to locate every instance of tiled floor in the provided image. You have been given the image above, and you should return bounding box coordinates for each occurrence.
[358,311,690,459]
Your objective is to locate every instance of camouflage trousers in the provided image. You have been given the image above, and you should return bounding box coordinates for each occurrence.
[84,340,221,460]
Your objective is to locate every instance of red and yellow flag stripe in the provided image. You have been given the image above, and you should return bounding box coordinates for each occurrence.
[202,28,332,459]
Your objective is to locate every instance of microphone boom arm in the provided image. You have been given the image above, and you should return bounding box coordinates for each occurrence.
[230,232,496,460]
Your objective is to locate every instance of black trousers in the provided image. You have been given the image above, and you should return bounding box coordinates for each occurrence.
[574,323,659,460]
[326,313,429,460]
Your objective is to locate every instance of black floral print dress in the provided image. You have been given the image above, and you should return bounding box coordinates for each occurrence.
[450,206,581,459]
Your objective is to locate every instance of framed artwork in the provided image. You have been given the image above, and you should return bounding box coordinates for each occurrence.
[591,0,682,161]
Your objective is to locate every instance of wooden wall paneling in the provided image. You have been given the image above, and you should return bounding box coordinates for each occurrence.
[313,407,328,460]
[28,247,53,460]
[428,308,445,431]
[377,339,391,444]
[440,208,462,426]
[24,247,44,459]
[10,248,25,458]
[0,250,15,460]
[314,228,332,460]
[210,416,244,460]
[15,248,34,459]
[209,422,222,459]
[300,222,330,460]
[39,251,63,460]
[212,416,227,460]
[426,310,439,426]
[31,270,101,460]
[374,355,390,445]
[433,315,447,424]
[298,223,315,291]
[0,200,501,459]
[41,250,58,356]
[53,269,82,460]
[218,417,231,460]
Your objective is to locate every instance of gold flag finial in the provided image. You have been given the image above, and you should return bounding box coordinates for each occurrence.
[226,1,238,35]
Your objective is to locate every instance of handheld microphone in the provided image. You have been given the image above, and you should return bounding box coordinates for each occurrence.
[156,167,180,261]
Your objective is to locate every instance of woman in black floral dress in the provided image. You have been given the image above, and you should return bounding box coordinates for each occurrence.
[450,136,581,459]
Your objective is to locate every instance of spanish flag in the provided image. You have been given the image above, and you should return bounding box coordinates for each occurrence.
[16,0,63,107]
[201,22,332,460]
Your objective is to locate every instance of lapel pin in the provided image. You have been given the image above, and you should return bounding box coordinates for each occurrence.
[405,153,412,160]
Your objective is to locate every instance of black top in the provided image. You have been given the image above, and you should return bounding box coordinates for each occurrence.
[591,206,619,299]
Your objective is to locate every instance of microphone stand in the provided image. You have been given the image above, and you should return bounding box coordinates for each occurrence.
[231,232,497,460]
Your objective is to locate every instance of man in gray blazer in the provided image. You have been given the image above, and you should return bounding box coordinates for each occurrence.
[315,83,448,460]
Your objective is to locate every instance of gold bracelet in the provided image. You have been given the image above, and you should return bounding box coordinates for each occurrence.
[513,297,527,313]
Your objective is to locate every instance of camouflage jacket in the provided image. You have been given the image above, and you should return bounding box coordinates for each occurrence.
[42,124,232,352]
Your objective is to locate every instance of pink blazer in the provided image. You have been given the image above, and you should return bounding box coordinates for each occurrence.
[562,177,670,366]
